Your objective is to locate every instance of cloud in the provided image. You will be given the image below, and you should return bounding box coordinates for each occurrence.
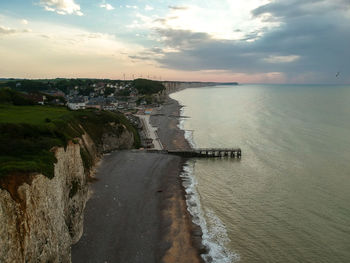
[135,0,350,83]
[252,0,350,20]
[100,3,114,11]
[0,18,153,79]
[0,26,17,35]
[0,26,30,36]
[39,0,83,16]
[145,5,154,11]
[263,55,300,63]
[126,5,138,9]
[129,2,279,41]
[155,28,211,48]
[168,5,189,10]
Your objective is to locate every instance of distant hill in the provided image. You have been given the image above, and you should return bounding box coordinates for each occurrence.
[133,78,165,95]
[217,82,239,85]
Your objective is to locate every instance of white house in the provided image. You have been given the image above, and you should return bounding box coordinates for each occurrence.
[103,104,117,111]
[67,102,86,110]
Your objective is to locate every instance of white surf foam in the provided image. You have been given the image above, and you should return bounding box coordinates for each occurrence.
[178,105,197,148]
[180,162,239,263]
[177,102,239,262]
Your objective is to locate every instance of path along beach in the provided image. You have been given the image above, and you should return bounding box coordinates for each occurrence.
[72,96,205,262]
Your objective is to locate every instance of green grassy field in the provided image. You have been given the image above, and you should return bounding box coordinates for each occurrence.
[0,104,140,178]
[0,104,71,125]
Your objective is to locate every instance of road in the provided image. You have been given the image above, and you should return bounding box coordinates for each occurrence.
[137,114,163,150]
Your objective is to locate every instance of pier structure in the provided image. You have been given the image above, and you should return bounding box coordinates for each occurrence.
[148,148,241,158]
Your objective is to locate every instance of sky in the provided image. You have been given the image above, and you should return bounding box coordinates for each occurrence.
[0,0,349,83]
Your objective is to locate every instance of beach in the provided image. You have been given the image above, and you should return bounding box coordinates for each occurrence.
[72,95,204,262]
[150,97,192,151]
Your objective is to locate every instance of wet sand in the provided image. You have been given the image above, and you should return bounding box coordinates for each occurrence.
[72,95,204,262]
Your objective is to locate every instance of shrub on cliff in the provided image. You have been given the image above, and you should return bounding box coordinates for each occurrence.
[0,105,140,178]
[133,78,165,95]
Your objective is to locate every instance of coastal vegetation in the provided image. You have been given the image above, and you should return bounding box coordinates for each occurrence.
[0,86,66,105]
[0,89,140,178]
[132,78,165,95]
[0,88,35,105]
[0,78,123,94]
[0,78,165,97]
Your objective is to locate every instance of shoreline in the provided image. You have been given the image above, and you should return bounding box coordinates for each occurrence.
[72,89,206,263]
[150,93,207,262]
[72,151,188,262]
[150,96,192,151]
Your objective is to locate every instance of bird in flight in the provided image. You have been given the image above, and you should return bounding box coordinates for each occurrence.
[336,71,340,77]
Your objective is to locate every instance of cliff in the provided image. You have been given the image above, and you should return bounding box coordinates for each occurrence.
[0,125,134,262]
[161,81,238,95]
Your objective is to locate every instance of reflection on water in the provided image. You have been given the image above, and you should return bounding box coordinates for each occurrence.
[172,84,350,263]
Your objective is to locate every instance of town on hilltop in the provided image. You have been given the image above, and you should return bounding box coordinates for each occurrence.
[0,78,236,149]
[0,78,166,110]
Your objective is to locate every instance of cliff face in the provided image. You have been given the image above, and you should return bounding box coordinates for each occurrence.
[100,123,134,152]
[0,127,134,263]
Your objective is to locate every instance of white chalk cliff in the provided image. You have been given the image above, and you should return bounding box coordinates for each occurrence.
[0,126,134,263]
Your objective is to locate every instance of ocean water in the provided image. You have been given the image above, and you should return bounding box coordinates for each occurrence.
[170,84,350,263]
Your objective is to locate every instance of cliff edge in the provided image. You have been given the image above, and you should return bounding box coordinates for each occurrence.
[0,107,137,263]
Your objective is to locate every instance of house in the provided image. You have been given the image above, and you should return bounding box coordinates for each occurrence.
[97,82,105,88]
[85,101,101,110]
[145,108,153,115]
[103,104,117,111]
[128,102,137,109]
[117,102,127,110]
[69,90,79,96]
[130,90,138,97]
[25,93,46,105]
[106,97,117,105]
[51,98,65,106]
[67,101,85,110]
[42,90,65,97]
[67,98,85,110]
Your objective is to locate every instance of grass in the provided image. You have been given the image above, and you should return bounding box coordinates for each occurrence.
[0,104,71,125]
[0,104,140,178]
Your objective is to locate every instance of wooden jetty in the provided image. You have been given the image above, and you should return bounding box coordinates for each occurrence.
[147,148,241,158]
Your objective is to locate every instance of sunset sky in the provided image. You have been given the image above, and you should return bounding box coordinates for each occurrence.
[0,0,349,83]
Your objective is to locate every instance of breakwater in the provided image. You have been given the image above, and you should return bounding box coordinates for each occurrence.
[148,148,242,158]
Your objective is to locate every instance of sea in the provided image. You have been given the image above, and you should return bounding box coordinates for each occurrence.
[170,84,350,263]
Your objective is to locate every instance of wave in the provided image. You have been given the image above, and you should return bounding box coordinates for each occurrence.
[180,162,239,263]
[177,104,239,263]
[178,105,197,148]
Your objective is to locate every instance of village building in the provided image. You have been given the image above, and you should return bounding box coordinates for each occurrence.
[103,104,117,111]
[67,98,86,110]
